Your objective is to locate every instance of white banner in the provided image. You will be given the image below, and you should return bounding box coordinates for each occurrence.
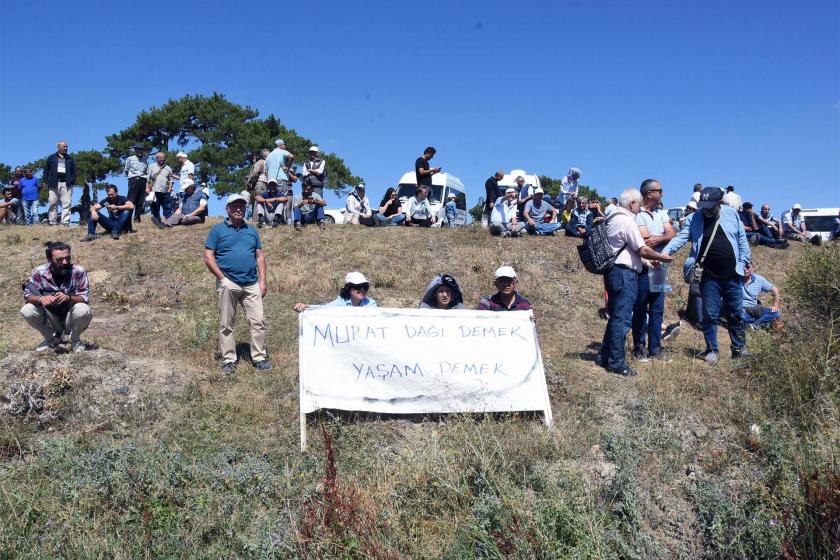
[298,306,553,448]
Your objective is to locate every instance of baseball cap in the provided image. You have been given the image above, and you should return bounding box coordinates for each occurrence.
[792,203,802,210]
[181,179,195,189]
[534,187,545,194]
[447,193,456,199]
[176,152,188,159]
[505,187,517,194]
[698,187,723,209]
[309,146,319,152]
[345,271,369,285]
[275,139,285,146]
[494,266,517,279]
[226,193,247,205]
[742,201,753,209]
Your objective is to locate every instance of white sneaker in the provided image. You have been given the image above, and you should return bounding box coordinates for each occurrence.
[34,337,58,353]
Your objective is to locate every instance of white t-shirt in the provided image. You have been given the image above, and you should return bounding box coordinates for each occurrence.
[178,160,195,191]
[606,207,646,273]
[723,191,742,210]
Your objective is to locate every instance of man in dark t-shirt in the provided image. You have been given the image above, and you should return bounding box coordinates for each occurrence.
[483,170,504,227]
[415,146,440,188]
[84,184,135,241]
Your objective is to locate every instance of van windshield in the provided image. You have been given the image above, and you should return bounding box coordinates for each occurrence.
[804,216,837,232]
[397,184,442,204]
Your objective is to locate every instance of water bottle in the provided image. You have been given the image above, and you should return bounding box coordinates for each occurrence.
[649,262,672,293]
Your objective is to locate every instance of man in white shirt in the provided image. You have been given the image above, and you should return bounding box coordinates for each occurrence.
[597,188,672,377]
[560,167,581,203]
[489,188,526,237]
[604,197,618,216]
[722,185,742,210]
[175,152,195,193]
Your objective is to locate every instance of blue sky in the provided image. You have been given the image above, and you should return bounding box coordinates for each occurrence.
[1,0,837,216]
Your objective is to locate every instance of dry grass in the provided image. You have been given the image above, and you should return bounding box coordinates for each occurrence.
[0,220,836,558]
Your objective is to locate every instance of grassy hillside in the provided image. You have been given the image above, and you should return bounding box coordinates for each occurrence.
[0,221,837,559]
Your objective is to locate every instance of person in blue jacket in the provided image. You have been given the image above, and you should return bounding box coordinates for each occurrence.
[663,187,751,363]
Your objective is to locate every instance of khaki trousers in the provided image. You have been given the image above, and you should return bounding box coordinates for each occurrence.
[216,277,266,364]
[20,302,92,343]
[48,182,73,225]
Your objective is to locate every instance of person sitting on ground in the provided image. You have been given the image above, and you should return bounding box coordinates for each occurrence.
[166,180,207,227]
[20,241,92,352]
[443,193,458,227]
[524,187,562,236]
[741,261,782,330]
[680,200,697,230]
[588,198,605,225]
[479,266,532,311]
[489,188,526,237]
[604,197,619,216]
[783,203,821,245]
[739,202,789,248]
[559,198,575,226]
[255,179,289,228]
[405,185,436,227]
[565,196,593,237]
[757,203,782,240]
[345,183,374,226]
[0,186,21,224]
[84,184,134,241]
[294,271,377,311]
[293,182,326,230]
[374,187,405,226]
[419,274,465,309]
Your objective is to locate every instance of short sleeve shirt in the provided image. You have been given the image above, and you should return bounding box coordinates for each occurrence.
[415,157,431,187]
[294,192,323,214]
[380,197,401,217]
[19,177,39,201]
[635,207,670,250]
[179,160,195,187]
[606,208,646,272]
[524,199,552,221]
[205,219,263,285]
[742,273,774,309]
[148,162,173,193]
[97,195,129,219]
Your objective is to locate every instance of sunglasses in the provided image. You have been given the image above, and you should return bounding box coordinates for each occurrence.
[349,283,369,291]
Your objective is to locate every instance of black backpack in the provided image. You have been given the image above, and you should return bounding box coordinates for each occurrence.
[577,213,627,274]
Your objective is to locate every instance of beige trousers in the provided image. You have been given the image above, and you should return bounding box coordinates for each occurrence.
[48,182,72,225]
[216,277,266,364]
[20,302,92,343]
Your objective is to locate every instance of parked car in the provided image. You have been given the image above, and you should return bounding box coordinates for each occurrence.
[323,208,345,225]
[394,172,467,227]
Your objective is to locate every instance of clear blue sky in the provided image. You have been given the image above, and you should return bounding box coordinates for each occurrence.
[1,0,838,215]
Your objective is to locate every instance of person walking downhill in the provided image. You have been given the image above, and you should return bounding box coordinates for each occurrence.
[203,194,271,375]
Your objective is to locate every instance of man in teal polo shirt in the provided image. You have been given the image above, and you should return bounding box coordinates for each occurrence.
[203,194,271,375]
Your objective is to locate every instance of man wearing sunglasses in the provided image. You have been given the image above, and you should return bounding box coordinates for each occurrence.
[20,241,92,353]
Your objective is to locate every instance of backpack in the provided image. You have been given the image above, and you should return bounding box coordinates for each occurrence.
[577,213,626,274]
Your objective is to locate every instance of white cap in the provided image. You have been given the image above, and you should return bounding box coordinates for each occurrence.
[534,187,544,194]
[226,193,247,205]
[176,152,188,159]
[345,271,368,285]
[494,266,517,279]
[505,187,517,194]
[181,179,195,189]
[275,139,285,146]
[686,200,697,209]
[447,193,456,199]
[792,203,802,210]
[309,146,319,152]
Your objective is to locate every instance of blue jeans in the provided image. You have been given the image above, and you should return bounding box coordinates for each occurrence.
[151,192,173,219]
[743,308,781,329]
[293,205,324,225]
[747,231,784,247]
[88,209,132,235]
[831,223,840,241]
[565,224,589,237]
[700,274,746,354]
[23,200,38,225]
[527,221,563,236]
[600,266,639,370]
[631,270,665,356]
[374,212,406,226]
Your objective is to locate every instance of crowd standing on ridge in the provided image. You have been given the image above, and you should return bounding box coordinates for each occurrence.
[5,140,837,377]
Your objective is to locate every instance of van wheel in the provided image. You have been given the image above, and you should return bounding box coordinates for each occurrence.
[322,215,335,225]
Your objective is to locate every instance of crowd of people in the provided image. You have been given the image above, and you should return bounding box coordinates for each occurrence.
[8,141,837,378]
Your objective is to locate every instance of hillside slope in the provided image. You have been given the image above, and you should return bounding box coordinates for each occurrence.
[0,221,836,559]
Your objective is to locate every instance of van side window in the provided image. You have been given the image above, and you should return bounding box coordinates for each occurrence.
[450,189,466,210]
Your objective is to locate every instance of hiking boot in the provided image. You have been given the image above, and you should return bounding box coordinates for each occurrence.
[71,341,88,353]
[593,354,605,368]
[111,232,120,240]
[271,217,280,228]
[34,337,59,353]
[699,350,719,364]
[732,349,753,360]
[318,221,326,231]
[82,233,97,242]
[221,362,237,376]
[632,348,650,363]
[253,360,273,371]
[151,216,165,229]
[294,222,302,232]
[662,321,681,342]
[607,366,639,377]
[650,351,674,364]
